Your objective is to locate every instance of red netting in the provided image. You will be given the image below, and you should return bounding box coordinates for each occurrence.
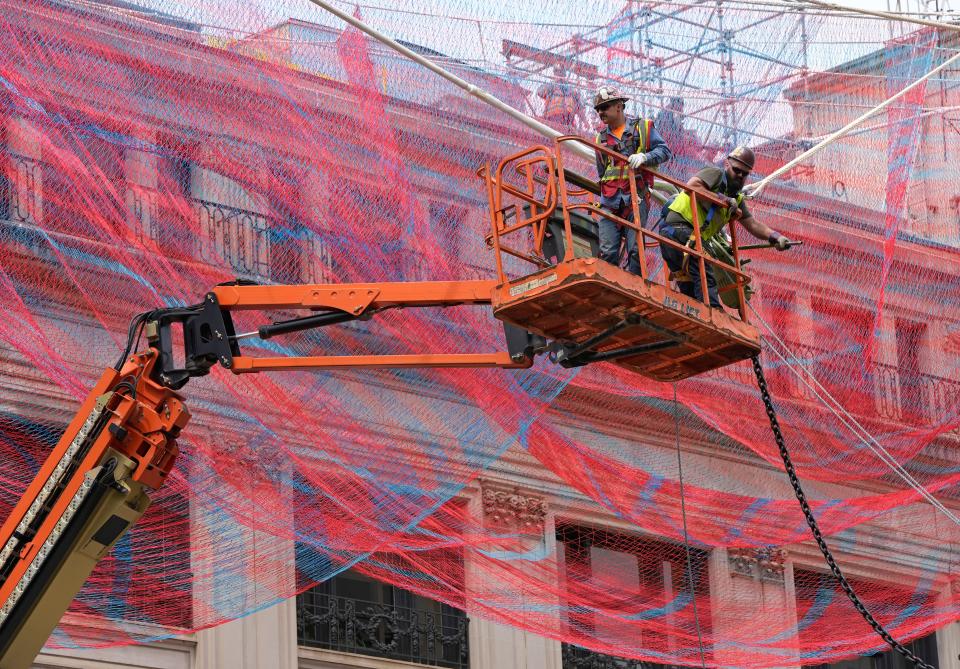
[0,0,958,666]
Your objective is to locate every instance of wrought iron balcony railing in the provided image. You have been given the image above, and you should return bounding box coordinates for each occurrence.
[562,643,683,669]
[296,587,469,669]
[704,338,960,428]
[196,197,272,279]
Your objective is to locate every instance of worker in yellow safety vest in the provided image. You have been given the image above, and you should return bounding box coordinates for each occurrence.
[593,85,672,276]
[658,146,794,307]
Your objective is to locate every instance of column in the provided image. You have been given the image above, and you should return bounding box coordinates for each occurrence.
[709,546,801,669]
[189,426,299,669]
[466,481,563,669]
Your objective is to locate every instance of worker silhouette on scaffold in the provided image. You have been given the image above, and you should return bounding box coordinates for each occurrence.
[537,64,587,134]
[593,86,672,275]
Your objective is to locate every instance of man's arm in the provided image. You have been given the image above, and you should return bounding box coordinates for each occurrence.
[643,123,672,167]
[687,171,789,247]
[737,211,791,249]
[738,213,775,241]
[595,135,605,180]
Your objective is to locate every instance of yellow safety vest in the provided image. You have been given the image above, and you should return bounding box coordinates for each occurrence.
[667,188,744,241]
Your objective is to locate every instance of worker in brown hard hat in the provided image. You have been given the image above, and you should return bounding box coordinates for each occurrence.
[592,85,672,276]
[657,146,794,308]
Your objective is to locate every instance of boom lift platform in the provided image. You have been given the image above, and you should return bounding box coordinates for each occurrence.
[0,136,760,668]
[481,136,761,381]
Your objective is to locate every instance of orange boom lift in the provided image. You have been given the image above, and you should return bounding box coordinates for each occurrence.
[0,140,759,668]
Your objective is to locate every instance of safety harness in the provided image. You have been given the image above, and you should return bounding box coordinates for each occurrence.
[660,171,743,284]
[596,117,654,195]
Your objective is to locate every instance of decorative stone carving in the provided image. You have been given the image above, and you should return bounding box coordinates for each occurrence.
[480,481,547,532]
[561,642,650,669]
[728,546,787,583]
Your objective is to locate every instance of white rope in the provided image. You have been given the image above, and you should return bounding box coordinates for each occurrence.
[672,383,707,669]
[746,303,960,528]
[744,48,960,199]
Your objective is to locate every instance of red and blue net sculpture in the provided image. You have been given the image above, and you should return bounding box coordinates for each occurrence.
[0,0,958,666]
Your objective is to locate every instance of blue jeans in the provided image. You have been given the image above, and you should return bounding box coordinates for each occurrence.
[659,222,722,308]
[598,192,649,276]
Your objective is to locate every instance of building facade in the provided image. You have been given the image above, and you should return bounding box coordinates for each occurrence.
[0,3,958,669]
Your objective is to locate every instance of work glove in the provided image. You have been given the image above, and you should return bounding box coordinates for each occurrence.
[628,152,647,169]
[723,196,741,219]
[768,233,790,251]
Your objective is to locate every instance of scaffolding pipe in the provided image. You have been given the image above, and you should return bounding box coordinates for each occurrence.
[745,47,960,199]
[304,0,597,163]
[793,0,960,33]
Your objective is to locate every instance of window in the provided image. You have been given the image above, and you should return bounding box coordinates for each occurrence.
[4,148,42,227]
[805,632,938,669]
[125,139,196,259]
[326,179,412,281]
[895,318,927,422]
[294,481,468,668]
[296,568,469,669]
[557,524,708,668]
[809,296,873,405]
[795,569,940,669]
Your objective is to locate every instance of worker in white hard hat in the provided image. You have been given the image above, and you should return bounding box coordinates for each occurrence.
[592,85,672,275]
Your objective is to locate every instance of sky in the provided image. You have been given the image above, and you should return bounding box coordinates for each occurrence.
[118,0,959,145]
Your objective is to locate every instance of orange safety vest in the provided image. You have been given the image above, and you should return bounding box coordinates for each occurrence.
[540,83,580,117]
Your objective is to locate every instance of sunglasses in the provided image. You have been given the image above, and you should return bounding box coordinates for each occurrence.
[595,102,616,113]
[730,165,750,178]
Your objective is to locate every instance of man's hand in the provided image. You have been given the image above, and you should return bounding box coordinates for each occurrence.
[724,196,741,219]
[768,233,791,251]
[628,153,647,169]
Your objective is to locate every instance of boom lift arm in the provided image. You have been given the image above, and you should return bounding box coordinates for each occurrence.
[0,278,544,669]
[0,134,765,667]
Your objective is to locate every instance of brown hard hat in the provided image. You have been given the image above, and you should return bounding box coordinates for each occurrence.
[728,146,756,171]
[593,86,629,109]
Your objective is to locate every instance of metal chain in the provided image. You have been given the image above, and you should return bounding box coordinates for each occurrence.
[751,355,934,669]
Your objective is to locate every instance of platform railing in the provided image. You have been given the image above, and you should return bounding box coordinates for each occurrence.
[480,137,753,322]
[478,144,557,279]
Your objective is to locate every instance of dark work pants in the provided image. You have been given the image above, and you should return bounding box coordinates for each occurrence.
[659,222,722,308]
[598,192,649,276]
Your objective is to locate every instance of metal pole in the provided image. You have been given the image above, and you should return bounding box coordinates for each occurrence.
[796,0,960,33]
[304,0,596,163]
[746,47,960,198]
